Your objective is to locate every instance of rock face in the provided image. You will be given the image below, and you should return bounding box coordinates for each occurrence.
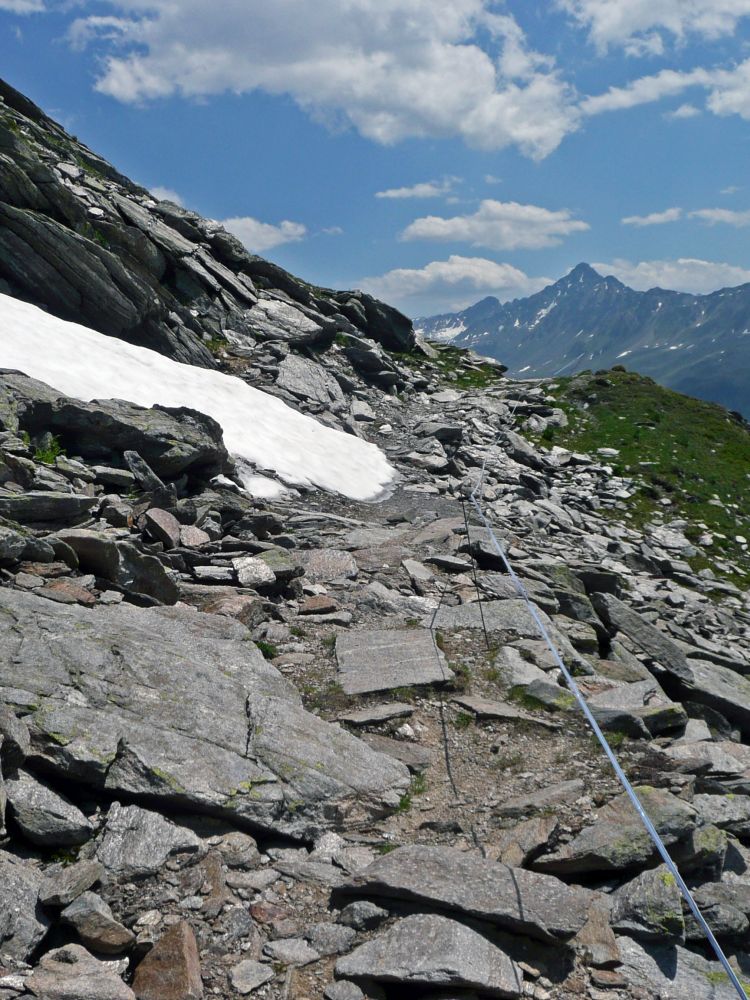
[0,588,409,839]
[338,845,593,943]
[336,913,523,997]
[0,77,414,370]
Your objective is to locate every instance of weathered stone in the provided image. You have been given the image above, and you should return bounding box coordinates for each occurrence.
[324,983,364,1000]
[179,525,210,548]
[336,914,522,997]
[306,922,357,956]
[617,935,744,1000]
[610,866,685,942]
[453,694,559,729]
[338,845,592,943]
[39,860,105,907]
[496,814,559,867]
[338,901,389,931]
[131,921,202,1000]
[263,938,319,966]
[55,529,179,604]
[232,555,276,589]
[62,892,136,954]
[573,897,621,969]
[533,787,697,876]
[494,779,585,820]
[6,769,93,847]
[143,508,181,549]
[0,525,26,564]
[0,590,409,839]
[0,703,30,768]
[361,733,433,773]
[95,804,204,879]
[26,943,135,1000]
[299,548,358,583]
[277,354,346,408]
[338,703,414,726]
[336,629,453,695]
[687,882,750,941]
[229,960,274,994]
[0,491,96,524]
[0,849,50,961]
[693,794,750,837]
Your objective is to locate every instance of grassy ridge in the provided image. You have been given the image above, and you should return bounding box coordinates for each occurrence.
[539,369,750,588]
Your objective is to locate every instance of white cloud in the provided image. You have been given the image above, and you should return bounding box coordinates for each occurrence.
[150,185,184,205]
[360,255,551,314]
[64,1,578,160]
[621,207,682,227]
[721,185,741,195]
[593,257,750,294]
[667,103,701,119]
[582,57,750,125]
[321,226,344,236]
[220,216,307,253]
[689,208,750,227]
[400,199,589,251]
[0,0,45,11]
[376,177,459,199]
[559,0,750,54]
[484,174,502,185]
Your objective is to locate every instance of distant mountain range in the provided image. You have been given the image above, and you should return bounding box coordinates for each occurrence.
[415,263,750,416]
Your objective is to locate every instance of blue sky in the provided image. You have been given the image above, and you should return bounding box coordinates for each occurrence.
[3,1,750,318]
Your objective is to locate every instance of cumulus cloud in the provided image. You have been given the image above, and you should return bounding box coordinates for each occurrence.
[62,0,578,159]
[400,199,589,251]
[0,0,45,11]
[360,255,551,314]
[689,207,750,226]
[376,177,460,199]
[622,207,682,227]
[220,216,307,253]
[593,257,750,294]
[667,103,701,119]
[150,185,184,205]
[558,0,750,54]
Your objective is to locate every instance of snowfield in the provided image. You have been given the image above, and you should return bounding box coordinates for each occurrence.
[0,294,395,501]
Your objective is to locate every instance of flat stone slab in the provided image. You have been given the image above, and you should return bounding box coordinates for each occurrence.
[335,629,453,696]
[0,589,410,840]
[361,734,433,774]
[298,548,358,583]
[338,703,414,726]
[452,695,560,730]
[336,913,522,997]
[338,844,592,943]
[494,779,585,820]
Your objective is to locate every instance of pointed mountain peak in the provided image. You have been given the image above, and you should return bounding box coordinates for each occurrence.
[565,262,602,284]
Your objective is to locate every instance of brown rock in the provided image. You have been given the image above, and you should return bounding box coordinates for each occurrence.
[299,595,339,615]
[144,509,182,549]
[36,579,96,605]
[179,525,211,549]
[132,921,203,1000]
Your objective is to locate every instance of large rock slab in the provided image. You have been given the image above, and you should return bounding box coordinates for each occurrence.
[617,935,747,1000]
[0,849,50,961]
[5,768,93,846]
[533,787,697,876]
[26,943,135,1000]
[336,913,522,997]
[55,529,179,604]
[0,371,229,480]
[298,548,358,583]
[592,593,750,735]
[95,803,203,879]
[0,589,410,839]
[337,845,592,943]
[336,629,453,695]
[0,491,96,524]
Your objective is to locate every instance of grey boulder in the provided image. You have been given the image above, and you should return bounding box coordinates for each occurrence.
[610,866,685,942]
[95,803,204,879]
[0,590,409,840]
[26,943,135,1000]
[335,629,453,696]
[336,913,522,998]
[5,769,93,846]
[0,849,50,961]
[61,892,136,954]
[617,935,745,1000]
[338,845,592,943]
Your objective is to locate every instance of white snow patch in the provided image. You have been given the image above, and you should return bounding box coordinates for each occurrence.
[529,300,557,328]
[616,350,632,358]
[0,293,394,501]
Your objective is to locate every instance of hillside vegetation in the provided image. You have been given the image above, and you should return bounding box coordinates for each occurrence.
[538,368,750,588]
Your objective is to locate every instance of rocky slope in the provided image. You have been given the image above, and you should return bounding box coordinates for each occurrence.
[1,80,750,1000]
[416,263,750,417]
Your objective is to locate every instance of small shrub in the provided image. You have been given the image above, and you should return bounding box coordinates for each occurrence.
[34,435,65,465]
[255,639,279,660]
[453,710,474,730]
